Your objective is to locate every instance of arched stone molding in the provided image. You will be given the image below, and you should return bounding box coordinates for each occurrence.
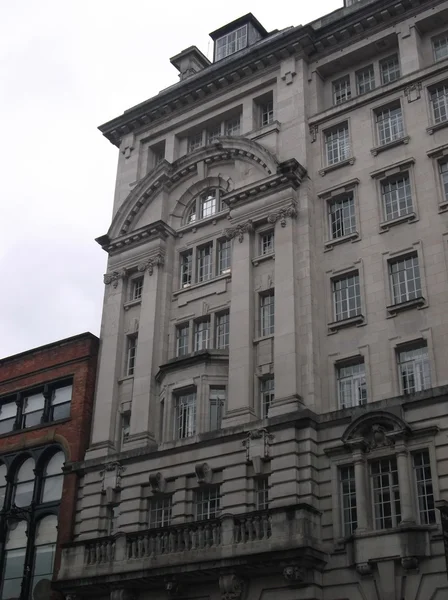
[174,175,233,224]
[107,137,279,239]
[342,410,411,451]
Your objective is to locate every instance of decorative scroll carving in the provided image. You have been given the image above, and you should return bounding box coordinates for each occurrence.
[219,574,245,600]
[103,270,125,288]
[267,201,298,227]
[195,462,212,484]
[225,220,254,242]
[309,124,318,143]
[148,472,165,493]
[401,556,419,571]
[356,562,373,576]
[100,462,125,493]
[364,424,394,452]
[283,565,306,583]
[137,253,165,275]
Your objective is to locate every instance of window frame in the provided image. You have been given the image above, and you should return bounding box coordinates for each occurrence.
[370,457,401,530]
[209,387,226,431]
[215,25,248,61]
[331,271,362,323]
[397,343,431,396]
[215,311,230,350]
[148,495,173,528]
[340,465,357,536]
[259,291,275,337]
[332,75,351,105]
[175,390,197,440]
[324,122,351,167]
[194,485,221,520]
[327,192,357,242]
[194,318,211,352]
[432,32,448,62]
[388,253,422,306]
[176,322,190,357]
[255,476,269,510]
[259,230,275,256]
[130,277,144,301]
[379,54,401,85]
[356,64,375,95]
[374,101,405,147]
[126,335,137,377]
[337,360,367,409]
[260,376,275,419]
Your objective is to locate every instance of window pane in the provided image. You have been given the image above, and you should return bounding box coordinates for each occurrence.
[376,106,404,145]
[433,33,448,61]
[200,190,217,219]
[380,55,400,84]
[197,244,213,282]
[356,65,375,94]
[326,124,350,165]
[255,477,269,510]
[194,320,210,351]
[209,388,225,430]
[52,386,72,406]
[260,293,275,336]
[340,466,357,536]
[0,463,7,508]
[332,273,361,321]
[332,76,351,105]
[398,346,431,395]
[15,458,35,507]
[42,453,64,502]
[260,377,274,418]
[195,486,220,520]
[23,393,45,428]
[148,496,172,528]
[260,231,274,255]
[218,239,231,274]
[389,255,421,304]
[371,458,401,529]
[176,323,190,357]
[337,362,367,408]
[329,194,356,239]
[2,521,27,599]
[216,312,230,350]
[176,393,196,439]
[413,451,436,525]
[0,401,16,434]
[431,85,448,124]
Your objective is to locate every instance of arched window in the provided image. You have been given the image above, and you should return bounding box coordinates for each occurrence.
[184,188,224,225]
[31,515,58,598]
[0,462,7,508]
[41,452,64,503]
[14,457,35,507]
[186,204,197,224]
[1,520,27,599]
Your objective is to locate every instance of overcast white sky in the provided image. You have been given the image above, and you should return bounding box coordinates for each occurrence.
[0,0,341,358]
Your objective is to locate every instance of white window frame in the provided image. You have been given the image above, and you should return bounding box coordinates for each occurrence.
[397,345,431,395]
[370,457,401,530]
[215,25,248,61]
[325,123,350,166]
[209,387,225,431]
[332,75,351,105]
[175,391,196,439]
[188,132,203,153]
[130,277,143,301]
[176,323,190,357]
[215,312,230,350]
[259,230,274,256]
[375,103,404,146]
[389,254,421,305]
[412,450,436,525]
[337,361,367,408]
[195,486,221,520]
[255,477,269,510]
[432,32,448,62]
[194,318,211,351]
[148,496,172,528]
[356,64,375,95]
[180,250,193,288]
[126,336,137,377]
[430,83,448,125]
[217,239,231,274]
[332,272,361,322]
[197,243,213,283]
[340,465,357,536]
[381,173,413,221]
[379,54,401,85]
[260,292,275,337]
[260,377,274,418]
[328,193,357,240]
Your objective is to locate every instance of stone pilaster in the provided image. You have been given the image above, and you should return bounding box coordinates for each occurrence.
[396,445,415,524]
[353,450,369,532]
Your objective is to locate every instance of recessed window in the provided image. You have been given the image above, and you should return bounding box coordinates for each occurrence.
[332,75,351,105]
[218,239,231,274]
[260,231,274,255]
[260,377,274,418]
[149,141,165,169]
[439,161,448,203]
[176,323,189,357]
[328,193,356,240]
[194,318,210,351]
[50,384,72,421]
[340,466,357,536]
[332,272,361,322]
[381,174,413,221]
[148,496,172,528]
[216,25,248,61]
[337,361,367,408]
[261,101,274,127]
[2,521,28,599]
[184,188,226,226]
[188,132,203,153]
[22,392,45,428]
[325,123,350,166]
[201,190,217,219]
[14,458,35,507]
[0,401,17,435]
[433,32,448,62]
[197,244,213,282]
[225,116,241,136]
[120,411,131,449]
[175,391,196,439]
[413,450,436,525]
[131,277,143,301]
[260,292,275,337]
[126,336,137,377]
[215,312,230,350]
[195,486,220,520]
[180,250,193,288]
[207,123,222,144]
[371,458,401,529]
[397,345,431,395]
[209,387,225,431]
[389,254,421,305]
[356,65,375,94]
[255,477,269,510]
[430,84,448,125]
[376,103,404,146]
[380,54,401,85]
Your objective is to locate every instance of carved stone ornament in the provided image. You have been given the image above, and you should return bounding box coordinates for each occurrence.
[242,428,274,463]
[356,562,373,576]
[103,269,125,288]
[401,556,419,571]
[100,462,125,492]
[404,81,422,103]
[195,462,212,484]
[283,565,306,583]
[149,472,165,493]
[219,574,245,600]
[110,590,136,600]
[225,220,254,243]
[267,201,298,227]
[137,253,165,275]
[364,424,394,452]
[165,579,183,597]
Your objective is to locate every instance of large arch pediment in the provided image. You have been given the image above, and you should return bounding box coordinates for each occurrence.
[108,137,279,239]
[342,410,411,451]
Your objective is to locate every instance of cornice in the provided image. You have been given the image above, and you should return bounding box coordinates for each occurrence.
[96,220,175,255]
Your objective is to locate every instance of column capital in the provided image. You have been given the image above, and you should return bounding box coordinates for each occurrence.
[103,269,126,288]
[267,201,298,227]
[137,252,165,275]
[225,219,253,242]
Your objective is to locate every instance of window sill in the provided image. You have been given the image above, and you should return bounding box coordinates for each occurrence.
[253,334,274,344]
[324,232,360,251]
[124,299,142,311]
[0,417,71,440]
[174,272,231,296]
[427,120,448,135]
[371,136,410,156]
[252,252,275,265]
[438,201,448,213]
[118,375,134,384]
[328,314,365,334]
[319,157,355,177]
[177,210,230,235]
[248,120,281,141]
[386,296,426,317]
[379,211,417,232]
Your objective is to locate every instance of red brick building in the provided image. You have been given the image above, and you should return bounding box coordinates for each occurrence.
[0,332,98,600]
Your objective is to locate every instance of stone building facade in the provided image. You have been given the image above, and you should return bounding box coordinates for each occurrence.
[56,1,448,599]
[0,333,98,599]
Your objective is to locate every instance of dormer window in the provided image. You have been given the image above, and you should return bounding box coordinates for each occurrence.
[216,25,248,61]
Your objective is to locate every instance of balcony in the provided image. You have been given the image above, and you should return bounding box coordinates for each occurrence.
[56,505,327,594]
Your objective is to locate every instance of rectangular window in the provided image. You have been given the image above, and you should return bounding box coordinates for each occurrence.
[381,174,413,221]
[148,496,172,528]
[176,391,196,439]
[328,193,356,240]
[260,377,274,418]
[126,336,137,376]
[261,101,274,127]
[376,104,404,145]
[398,345,431,395]
[340,466,357,536]
[200,190,217,218]
[255,477,269,510]
[332,273,361,321]
[439,161,448,203]
[209,387,225,431]
[207,124,222,144]
[195,486,220,520]
[120,412,131,449]
[50,384,72,421]
[107,505,119,536]
[332,75,351,105]
[430,84,448,124]
[197,244,213,282]
[389,254,421,305]
[260,231,274,255]
[131,277,143,301]
[176,323,189,357]
[22,392,45,428]
[325,123,350,166]
[215,312,230,350]
[0,401,17,434]
[260,292,275,337]
[371,458,401,529]
[188,132,203,153]
[356,64,375,94]
[413,451,436,525]
[218,239,231,274]
[337,362,367,408]
[180,250,193,288]
[380,54,401,85]
[194,319,210,351]
[225,116,241,136]
[216,25,247,61]
[433,32,448,62]
[2,547,26,600]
